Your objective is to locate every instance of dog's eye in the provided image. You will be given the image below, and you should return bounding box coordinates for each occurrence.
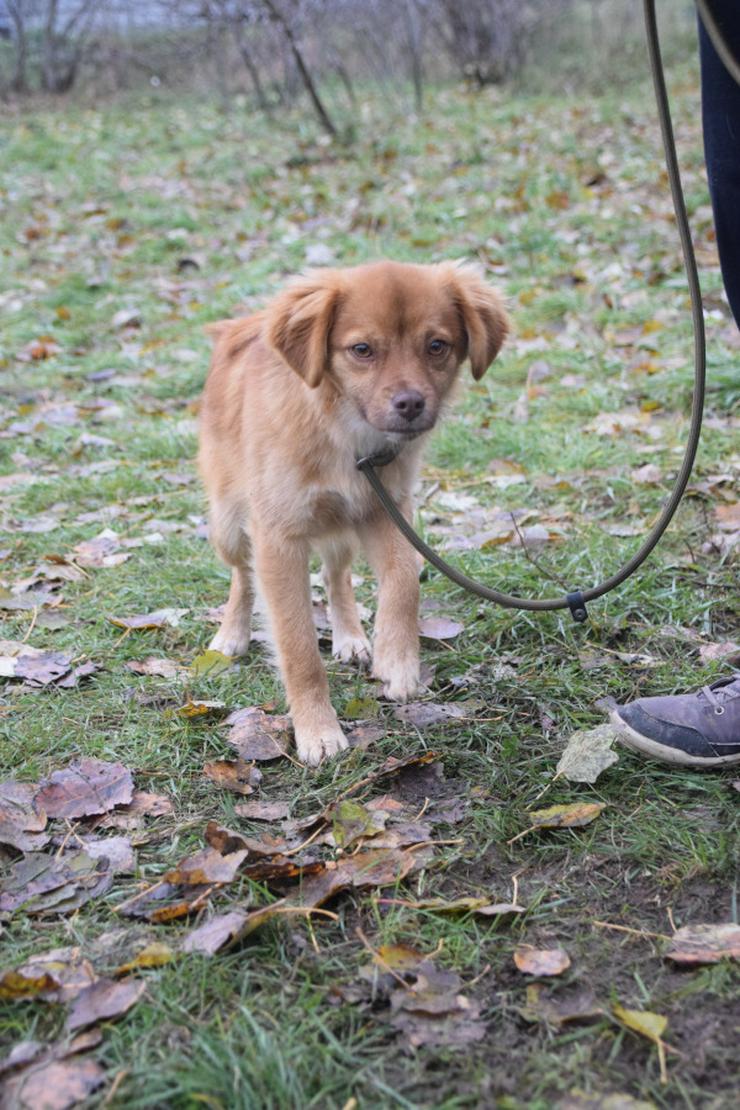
[428,339,448,356]
[350,343,373,359]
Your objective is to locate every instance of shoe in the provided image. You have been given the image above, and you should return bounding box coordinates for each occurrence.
[610,673,740,767]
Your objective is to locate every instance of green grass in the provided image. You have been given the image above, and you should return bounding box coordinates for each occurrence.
[1,66,739,1109]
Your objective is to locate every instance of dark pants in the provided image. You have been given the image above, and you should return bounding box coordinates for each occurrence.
[699,3,740,326]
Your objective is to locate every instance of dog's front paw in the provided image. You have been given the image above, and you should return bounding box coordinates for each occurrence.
[293,713,348,766]
[209,628,250,659]
[332,631,371,666]
[373,653,421,702]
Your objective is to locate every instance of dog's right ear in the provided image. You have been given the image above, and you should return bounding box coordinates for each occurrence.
[264,272,340,388]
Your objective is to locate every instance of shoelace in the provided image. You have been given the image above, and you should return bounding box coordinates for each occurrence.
[701,673,740,714]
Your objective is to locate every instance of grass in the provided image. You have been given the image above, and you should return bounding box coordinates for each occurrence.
[1,62,739,1110]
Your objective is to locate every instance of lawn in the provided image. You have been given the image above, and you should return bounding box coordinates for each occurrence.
[0,63,738,1110]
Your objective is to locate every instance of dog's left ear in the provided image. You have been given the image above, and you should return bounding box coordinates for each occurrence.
[447,263,510,380]
[264,271,340,388]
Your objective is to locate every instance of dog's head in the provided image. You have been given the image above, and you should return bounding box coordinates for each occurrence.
[264,260,509,440]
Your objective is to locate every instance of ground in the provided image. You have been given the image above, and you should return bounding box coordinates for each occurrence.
[0,65,738,1110]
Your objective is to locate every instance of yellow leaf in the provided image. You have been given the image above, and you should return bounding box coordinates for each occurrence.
[115,942,174,976]
[528,802,606,829]
[613,1003,667,1042]
[190,649,234,677]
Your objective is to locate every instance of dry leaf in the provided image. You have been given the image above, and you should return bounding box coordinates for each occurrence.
[0,781,49,852]
[664,922,740,965]
[164,846,247,886]
[518,984,605,1026]
[2,1057,106,1110]
[180,911,250,955]
[126,657,185,678]
[514,945,571,976]
[173,698,226,718]
[35,758,134,819]
[226,706,290,760]
[393,702,468,727]
[401,895,524,918]
[556,724,619,783]
[529,802,606,830]
[203,758,261,795]
[115,941,174,975]
[108,607,188,630]
[418,617,464,641]
[0,948,96,1002]
[67,977,146,1031]
[0,851,113,916]
[233,799,290,822]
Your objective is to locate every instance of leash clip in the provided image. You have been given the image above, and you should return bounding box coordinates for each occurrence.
[356,443,403,471]
[566,590,588,623]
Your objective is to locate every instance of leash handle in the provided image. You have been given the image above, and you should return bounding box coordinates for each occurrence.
[358,0,713,620]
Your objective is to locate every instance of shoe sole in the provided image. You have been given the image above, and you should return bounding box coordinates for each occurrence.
[610,709,740,768]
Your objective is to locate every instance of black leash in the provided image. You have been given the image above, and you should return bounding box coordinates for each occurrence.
[358,0,733,623]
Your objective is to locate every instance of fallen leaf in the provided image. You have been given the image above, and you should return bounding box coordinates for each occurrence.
[173,698,226,718]
[556,1091,657,1109]
[0,851,113,916]
[0,781,49,852]
[697,640,740,665]
[164,846,247,885]
[514,945,571,976]
[664,922,740,965]
[181,911,250,955]
[67,977,146,1031]
[418,617,464,641]
[400,895,524,918]
[76,834,136,873]
[373,944,428,971]
[0,948,96,1002]
[108,607,188,630]
[2,1057,105,1110]
[35,758,134,819]
[393,702,468,727]
[343,696,381,720]
[190,648,235,676]
[518,984,605,1026]
[528,802,606,830]
[203,758,261,795]
[95,789,173,830]
[115,941,174,975]
[226,706,290,760]
[331,799,387,849]
[233,799,290,821]
[556,724,619,783]
[612,1003,670,1084]
[126,657,185,678]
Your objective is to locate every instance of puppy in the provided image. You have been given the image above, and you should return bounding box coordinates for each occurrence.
[198,260,508,765]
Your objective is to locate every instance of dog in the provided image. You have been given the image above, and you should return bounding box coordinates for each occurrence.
[198,260,508,765]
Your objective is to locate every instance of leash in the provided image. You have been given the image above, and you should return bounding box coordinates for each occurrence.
[357,0,734,624]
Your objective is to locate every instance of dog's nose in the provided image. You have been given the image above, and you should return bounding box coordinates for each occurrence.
[392,390,425,422]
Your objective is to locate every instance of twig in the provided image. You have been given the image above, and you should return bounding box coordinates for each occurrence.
[354,926,409,987]
[102,1068,129,1107]
[282,821,328,857]
[593,920,669,941]
[113,878,168,914]
[22,606,39,643]
[510,511,569,590]
[412,797,430,822]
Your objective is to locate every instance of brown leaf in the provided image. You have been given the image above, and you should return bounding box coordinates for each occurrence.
[203,758,261,796]
[205,821,289,857]
[0,781,49,852]
[67,977,146,1031]
[233,799,290,822]
[164,846,247,885]
[75,835,136,873]
[94,789,172,831]
[402,895,524,918]
[2,1057,105,1110]
[0,948,97,1002]
[514,945,571,976]
[0,851,113,916]
[126,657,185,678]
[418,617,464,641]
[118,882,213,922]
[108,607,188,630]
[664,922,740,965]
[35,758,134,819]
[226,706,290,760]
[181,911,250,955]
[518,984,605,1026]
[393,702,468,728]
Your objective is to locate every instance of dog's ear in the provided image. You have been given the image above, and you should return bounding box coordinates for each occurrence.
[264,272,340,388]
[447,263,509,380]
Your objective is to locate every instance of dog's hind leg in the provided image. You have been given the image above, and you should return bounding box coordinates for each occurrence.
[208,497,254,658]
[319,536,371,665]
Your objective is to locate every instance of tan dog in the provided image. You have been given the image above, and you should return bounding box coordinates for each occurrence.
[198,260,508,765]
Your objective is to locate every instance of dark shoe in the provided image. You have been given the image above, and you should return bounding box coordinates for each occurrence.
[610,673,740,767]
